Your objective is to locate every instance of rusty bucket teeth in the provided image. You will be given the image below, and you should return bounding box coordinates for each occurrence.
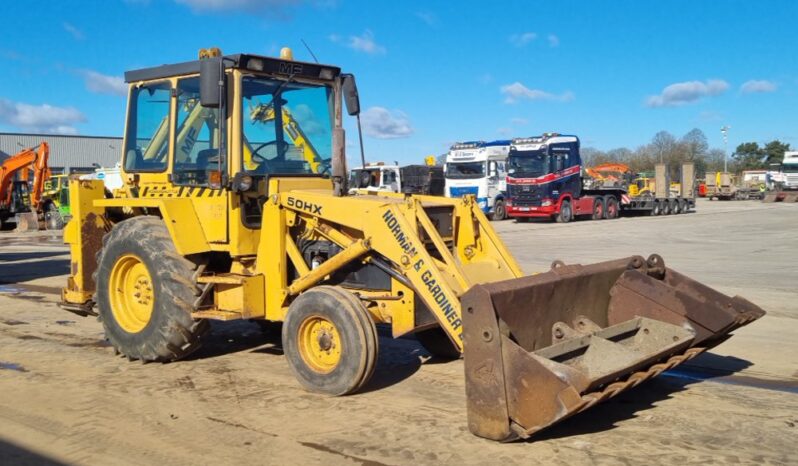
[462,254,766,441]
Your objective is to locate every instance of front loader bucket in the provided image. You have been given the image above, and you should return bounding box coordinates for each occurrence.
[461,255,765,441]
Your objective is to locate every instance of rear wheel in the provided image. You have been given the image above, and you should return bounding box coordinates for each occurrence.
[415,326,460,359]
[661,200,671,215]
[95,216,209,362]
[604,196,619,219]
[555,200,572,223]
[492,199,506,221]
[282,286,378,395]
[652,201,661,216]
[591,197,605,220]
[671,199,681,214]
[680,200,688,213]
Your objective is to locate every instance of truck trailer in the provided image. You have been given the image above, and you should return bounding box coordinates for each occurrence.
[505,133,695,222]
[349,162,444,195]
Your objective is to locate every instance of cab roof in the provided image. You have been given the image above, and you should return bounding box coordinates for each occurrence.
[124,53,342,83]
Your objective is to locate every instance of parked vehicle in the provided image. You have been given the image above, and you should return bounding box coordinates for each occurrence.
[763,152,798,202]
[0,141,53,231]
[506,133,695,222]
[444,140,510,220]
[349,160,444,195]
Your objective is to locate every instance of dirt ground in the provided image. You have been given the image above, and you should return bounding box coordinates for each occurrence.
[0,199,796,465]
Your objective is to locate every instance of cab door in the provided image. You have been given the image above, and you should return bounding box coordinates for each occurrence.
[172,76,228,244]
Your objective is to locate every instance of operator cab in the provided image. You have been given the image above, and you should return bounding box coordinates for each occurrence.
[121,48,359,198]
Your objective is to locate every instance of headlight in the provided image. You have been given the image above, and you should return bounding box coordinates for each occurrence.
[232,173,254,192]
[541,198,553,207]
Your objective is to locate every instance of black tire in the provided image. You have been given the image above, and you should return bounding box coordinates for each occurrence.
[652,201,661,216]
[492,199,506,221]
[282,286,378,396]
[604,196,619,219]
[555,200,572,223]
[671,199,680,214]
[680,200,688,213]
[661,200,671,215]
[44,202,65,231]
[95,216,209,362]
[591,197,605,220]
[415,326,461,360]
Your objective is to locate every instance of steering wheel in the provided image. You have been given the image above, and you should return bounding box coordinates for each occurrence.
[250,140,289,171]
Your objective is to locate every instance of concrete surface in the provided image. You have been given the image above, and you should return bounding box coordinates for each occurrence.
[0,198,796,465]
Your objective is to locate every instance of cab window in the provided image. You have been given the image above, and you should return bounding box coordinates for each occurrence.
[124,82,171,172]
[173,77,224,186]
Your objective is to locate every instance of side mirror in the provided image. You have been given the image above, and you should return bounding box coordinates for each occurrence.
[200,57,223,108]
[342,74,360,116]
[488,161,498,178]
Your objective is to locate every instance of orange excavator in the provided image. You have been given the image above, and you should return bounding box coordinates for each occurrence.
[584,162,633,189]
[0,142,51,231]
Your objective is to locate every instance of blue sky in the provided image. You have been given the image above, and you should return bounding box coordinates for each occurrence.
[0,0,795,164]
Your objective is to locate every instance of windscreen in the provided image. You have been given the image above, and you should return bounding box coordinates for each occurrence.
[446,161,485,179]
[241,76,333,175]
[508,150,549,178]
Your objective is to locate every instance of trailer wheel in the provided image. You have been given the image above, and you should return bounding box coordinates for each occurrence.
[661,200,671,215]
[283,286,378,396]
[604,196,619,219]
[555,200,573,223]
[679,200,688,213]
[652,201,661,216]
[95,216,209,362]
[415,326,461,360]
[492,199,507,221]
[591,197,605,220]
[671,199,681,214]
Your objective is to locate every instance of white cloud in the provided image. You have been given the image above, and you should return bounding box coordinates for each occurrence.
[174,0,299,13]
[361,107,412,139]
[291,104,325,135]
[740,79,777,94]
[82,71,127,97]
[63,22,84,40]
[646,79,728,107]
[500,82,574,104]
[509,32,537,47]
[415,11,436,26]
[346,30,386,55]
[547,34,559,47]
[0,98,86,134]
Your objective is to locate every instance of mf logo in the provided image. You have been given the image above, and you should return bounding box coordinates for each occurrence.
[279,62,303,75]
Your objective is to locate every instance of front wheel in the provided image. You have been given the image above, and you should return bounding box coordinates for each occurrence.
[282,286,378,396]
[555,200,573,223]
[95,216,209,362]
[492,199,506,221]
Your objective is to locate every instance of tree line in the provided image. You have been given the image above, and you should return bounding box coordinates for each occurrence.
[583,128,791,178]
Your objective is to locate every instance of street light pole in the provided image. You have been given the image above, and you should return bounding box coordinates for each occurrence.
[721,125,730,173]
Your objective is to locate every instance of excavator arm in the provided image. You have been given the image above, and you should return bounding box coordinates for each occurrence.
[0,142,50,210]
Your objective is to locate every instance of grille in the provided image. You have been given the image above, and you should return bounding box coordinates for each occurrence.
[508,184,542,206]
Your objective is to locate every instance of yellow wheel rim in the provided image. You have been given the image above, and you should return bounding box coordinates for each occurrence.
[108,254,154,333]
[297,315,342,373]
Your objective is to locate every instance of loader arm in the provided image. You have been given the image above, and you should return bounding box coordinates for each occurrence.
[260,187,764,440]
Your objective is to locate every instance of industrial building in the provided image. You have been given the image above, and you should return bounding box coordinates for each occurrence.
[0,132,121,174]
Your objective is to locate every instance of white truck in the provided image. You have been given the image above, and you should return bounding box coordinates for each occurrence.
[768,151,798,190]
[444,140,510,220]
[349,161,444,195]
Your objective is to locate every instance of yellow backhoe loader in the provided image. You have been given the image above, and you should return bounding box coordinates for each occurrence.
[60,48,765,441]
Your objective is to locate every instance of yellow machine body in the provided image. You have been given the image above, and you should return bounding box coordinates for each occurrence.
[60,49,765,442]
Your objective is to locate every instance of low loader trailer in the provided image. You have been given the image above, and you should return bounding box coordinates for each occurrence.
[60,49,763,441]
